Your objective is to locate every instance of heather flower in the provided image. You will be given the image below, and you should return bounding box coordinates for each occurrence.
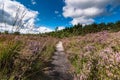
[103,48,113,54]
[99,48,112,60]
[84,45,95,52]
[106,70,113,77]
[115,52,120,63]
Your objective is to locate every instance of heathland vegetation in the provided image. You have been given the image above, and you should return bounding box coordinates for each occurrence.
[45,21,120,38]
[0,0,120,79]
[0,21,120,80]
[0,35,58,79]
[62,31,120,79]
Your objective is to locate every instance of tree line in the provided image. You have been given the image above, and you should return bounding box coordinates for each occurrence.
[44,21,120,38]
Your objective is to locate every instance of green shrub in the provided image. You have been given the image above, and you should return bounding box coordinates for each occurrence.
[14,32,20,35]
[4,31,9,34]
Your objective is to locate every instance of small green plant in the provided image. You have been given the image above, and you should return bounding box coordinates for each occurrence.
[4,31,9,34]
[13,32,20,35]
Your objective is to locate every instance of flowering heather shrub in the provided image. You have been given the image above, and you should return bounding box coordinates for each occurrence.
[84,45,95,52]
[98,47,120,79]
[115,52,120,63]
[63,31,120,80]
[0,34,58,80]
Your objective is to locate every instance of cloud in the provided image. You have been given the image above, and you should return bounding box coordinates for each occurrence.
[0,0,53,34]
[0,0,38,28]
[20,26,53,34]
[55,11,59,14]
[57,14,62,17]
[0,23,53,34]
[0,9,15,25]
[56,26,65,31]
[71,17,94,25]
[63,0,120,25]
[31,0,36,5]
[36,27,53,33]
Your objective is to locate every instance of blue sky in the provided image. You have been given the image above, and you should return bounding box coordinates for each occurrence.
[0,0,120,33]
[15,0,120,29]
[94,6,120,24]
[16,0,72,29]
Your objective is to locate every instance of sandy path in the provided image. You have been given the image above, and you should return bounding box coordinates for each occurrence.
[49,41,73,80]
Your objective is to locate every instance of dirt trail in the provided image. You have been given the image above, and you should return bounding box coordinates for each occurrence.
[49,41,73,80]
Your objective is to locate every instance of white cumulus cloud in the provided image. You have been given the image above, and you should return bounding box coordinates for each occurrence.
[56,26,65,31]
[20,26,53,34]
[0,0,53,34]
[0,23,53,34]
[0,0,38,30]
[63,0,120,25]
